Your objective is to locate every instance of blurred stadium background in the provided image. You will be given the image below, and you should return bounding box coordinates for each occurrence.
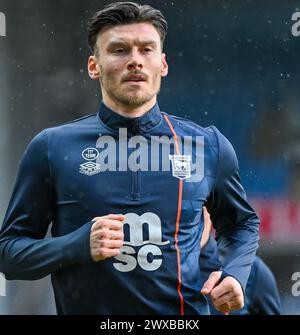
[0,0,300,314]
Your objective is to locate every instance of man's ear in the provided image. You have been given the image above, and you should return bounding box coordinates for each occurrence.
[161,53,168,77]
[87,55,101,80]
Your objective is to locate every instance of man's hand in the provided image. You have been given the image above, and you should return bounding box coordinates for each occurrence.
[90,214,125,262]
[201,271,244,313]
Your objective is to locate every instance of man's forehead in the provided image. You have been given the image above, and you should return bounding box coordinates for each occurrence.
[98,22,160,45]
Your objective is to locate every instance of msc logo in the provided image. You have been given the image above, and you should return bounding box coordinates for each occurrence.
[0,12,6,37]
[113,213,170,272]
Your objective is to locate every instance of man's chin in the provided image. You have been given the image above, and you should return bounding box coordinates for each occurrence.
[118,95,153,107]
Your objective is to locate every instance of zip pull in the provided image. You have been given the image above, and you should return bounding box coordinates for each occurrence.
[131,123,140,136]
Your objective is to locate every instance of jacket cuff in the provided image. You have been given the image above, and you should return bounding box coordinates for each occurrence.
[220,270,245,295]
[59,221,94,265]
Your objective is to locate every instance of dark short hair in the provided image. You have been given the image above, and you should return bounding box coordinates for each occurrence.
[87,2,168,55]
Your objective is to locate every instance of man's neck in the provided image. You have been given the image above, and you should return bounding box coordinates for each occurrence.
[102,95,157,118]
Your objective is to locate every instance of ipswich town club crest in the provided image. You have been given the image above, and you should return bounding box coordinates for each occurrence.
[169,155,191,180]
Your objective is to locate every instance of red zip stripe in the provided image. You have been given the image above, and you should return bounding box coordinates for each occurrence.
[163,114,184,315]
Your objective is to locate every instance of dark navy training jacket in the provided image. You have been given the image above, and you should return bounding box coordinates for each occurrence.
[0,102,260,314]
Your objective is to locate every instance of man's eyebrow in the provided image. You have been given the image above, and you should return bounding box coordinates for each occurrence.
[107,39,157,47]
[107,39,127,46]
[138,40,157,46]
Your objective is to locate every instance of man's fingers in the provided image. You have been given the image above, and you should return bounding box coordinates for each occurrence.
[90,236,124,262]
[200,271,222,295]
[92,219,124,231]
[216,302,243,313]
[98,239,123,249]
[211,276,244,299]
[103,214,125,220]
[209,276,244,312]
[92,214,125,224]
[108,230,124,240]
[90,214,126,262]
[210,281,232,299]
[212,291,235,308]
[94,248,121,261]
[94,229,124,240]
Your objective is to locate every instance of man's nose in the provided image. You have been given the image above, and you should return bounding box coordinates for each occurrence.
[127,50,143,71]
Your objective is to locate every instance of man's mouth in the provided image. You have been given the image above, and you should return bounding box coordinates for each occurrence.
[124,74,147,82]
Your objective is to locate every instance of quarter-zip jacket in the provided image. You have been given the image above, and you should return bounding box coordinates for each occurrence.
[0,102,259,315]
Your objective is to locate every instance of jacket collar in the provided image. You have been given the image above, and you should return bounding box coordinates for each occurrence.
[98,101,162,134]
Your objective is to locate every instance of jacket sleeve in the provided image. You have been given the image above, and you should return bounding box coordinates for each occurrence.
[206,127,260,291]
[0,130,92,280]
[250,257,282,315]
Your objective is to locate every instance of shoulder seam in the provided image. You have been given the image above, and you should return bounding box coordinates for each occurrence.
[209,126,221,191]
[162,112,201,129]
[47,113,97,130]
[44,129,55,211]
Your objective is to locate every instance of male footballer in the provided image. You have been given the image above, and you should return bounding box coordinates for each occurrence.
[0,2,259,314]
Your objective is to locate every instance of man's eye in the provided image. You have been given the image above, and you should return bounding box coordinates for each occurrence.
[113,49,125,53]
[144,48,153,52]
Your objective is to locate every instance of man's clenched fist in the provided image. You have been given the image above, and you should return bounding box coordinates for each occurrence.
[90,214,125,262]
[201,271,244,313]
